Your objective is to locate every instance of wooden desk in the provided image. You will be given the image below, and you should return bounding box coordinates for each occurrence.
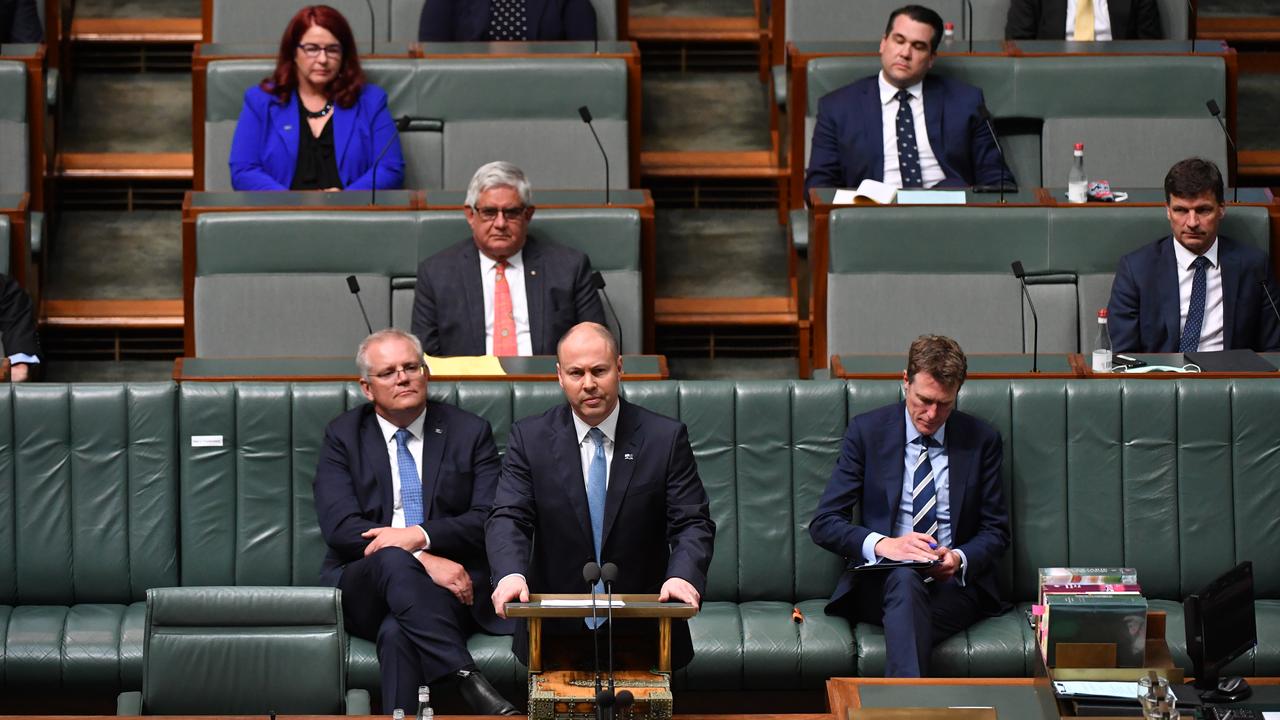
[1083,352,1280,379]
[831,353,1082,379]
[172,355,669,382]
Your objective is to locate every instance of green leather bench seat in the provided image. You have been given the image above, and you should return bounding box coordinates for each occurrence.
[823,204,1270,358]
[203,57,628,192]
[2,379,1278,701]
[192,208,643,357]
[803,54,1226,192]
[0,61,29,195]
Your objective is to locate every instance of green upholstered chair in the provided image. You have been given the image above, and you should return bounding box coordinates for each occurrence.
[116,586,370,714]
[0,61,29,195]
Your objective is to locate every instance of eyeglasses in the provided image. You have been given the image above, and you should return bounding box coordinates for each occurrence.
[369,363,425,381]
[472,205,529,223]
[298,43,344,58]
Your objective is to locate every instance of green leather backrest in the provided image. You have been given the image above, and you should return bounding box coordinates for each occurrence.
[204,59,421,123]
[0,60,29,193]
[208,0,391,44]
[0,61,26,122]
[0,384,179,605]
[806,56,1016,117]
[142,586,347,714]
[1011,56,1224,117]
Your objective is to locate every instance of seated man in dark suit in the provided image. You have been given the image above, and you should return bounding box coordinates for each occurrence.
[811,335,1010,677]
[1005,0,1162,40]
[419,0,597,41]
[411,161,606,356]
[312,329,518,715]
[0,0,42,43]
[804,5,1014,199]
[487,322,715,671]
[1108,158,1280,353]
[0,273,39,382]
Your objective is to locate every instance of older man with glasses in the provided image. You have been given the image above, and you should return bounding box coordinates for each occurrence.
[411,161,605,356]
[313,328,519,715]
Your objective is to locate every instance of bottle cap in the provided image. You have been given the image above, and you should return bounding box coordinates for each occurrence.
[1098,308,1108,319]
[1074,142,1084,151]
[944,22,954,30]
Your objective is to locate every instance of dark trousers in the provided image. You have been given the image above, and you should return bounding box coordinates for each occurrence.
[338,548,473,712]
[846,568,984,677]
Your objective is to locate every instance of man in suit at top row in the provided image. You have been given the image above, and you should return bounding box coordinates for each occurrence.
[0,0,41,43]
[1108,158,1280,354]
[804,5,1014,200]
[810,335,1010,678]
[411,161,606,357]
[1005,0,1162,41]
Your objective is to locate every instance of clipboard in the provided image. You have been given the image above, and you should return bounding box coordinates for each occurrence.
[850,559,939,573]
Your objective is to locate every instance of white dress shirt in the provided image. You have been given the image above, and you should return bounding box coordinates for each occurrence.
[479,249,533,355]
[1174,238,1224,352]
[1066,0,1114,40]
[572,401,621,492]
[373,409,432,551]
[878,72,945,189]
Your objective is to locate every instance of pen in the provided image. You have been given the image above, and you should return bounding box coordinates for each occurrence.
[928,542,938,549]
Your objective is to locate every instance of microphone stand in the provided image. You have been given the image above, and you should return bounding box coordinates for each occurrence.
[1011,261,1040,373]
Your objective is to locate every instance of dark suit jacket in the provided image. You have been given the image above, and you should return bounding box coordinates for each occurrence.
[418,0,597,41]
[228,84,404,191]
[411,234,606,356]
[1107,235,1280,353]
[486,398,716,669]
[0,273,39,360]
[313,401,510,635]
[804,74,1014,198]
[1005,0,1163,40]
[809,402,1010,617]
[0,0,41,43]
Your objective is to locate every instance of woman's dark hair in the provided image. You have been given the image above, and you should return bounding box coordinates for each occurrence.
[261,5,365,108]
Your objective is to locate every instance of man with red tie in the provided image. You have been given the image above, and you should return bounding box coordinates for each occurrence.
[411,161,606,356]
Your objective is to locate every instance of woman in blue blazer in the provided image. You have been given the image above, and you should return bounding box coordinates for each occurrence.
[229,5,404,191]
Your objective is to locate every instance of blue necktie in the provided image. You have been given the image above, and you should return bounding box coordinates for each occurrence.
[395,428,424,526]
[1179,256,1211,353]
[895,90,923,188]
[585,427,607,628]
[912,434,938,537]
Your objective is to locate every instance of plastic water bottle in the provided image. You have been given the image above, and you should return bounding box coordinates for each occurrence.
[415,686,433,720]
[1068,142,1087,203]
[393,709,405,720]
[1093,308,1112,372]
[942,22,956,49]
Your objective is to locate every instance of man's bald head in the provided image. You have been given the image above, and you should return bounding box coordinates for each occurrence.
[556,322,619,363]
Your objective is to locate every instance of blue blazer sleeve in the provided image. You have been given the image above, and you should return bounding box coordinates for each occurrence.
[809,413,877,560]
[1107,251,1146,353]
[341,85,404,191]
[804,94,852,201]
[228,87,291,191]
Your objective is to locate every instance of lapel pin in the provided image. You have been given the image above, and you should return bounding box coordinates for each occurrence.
[434,428,442,434]
[283,125,293,131]
[530,270,537,276]
[624,452,634,461]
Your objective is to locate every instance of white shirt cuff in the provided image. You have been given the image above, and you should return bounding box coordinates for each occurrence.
[953,548,969,586]
[7,354,38,365]
[861,532,887,565]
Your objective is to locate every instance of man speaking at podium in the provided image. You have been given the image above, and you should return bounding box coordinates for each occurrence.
[487,322,715,669]
[810,335,1010,677]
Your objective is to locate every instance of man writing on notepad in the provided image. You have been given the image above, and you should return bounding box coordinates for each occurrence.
[810,335,1010,677]
[803,5,1014,201]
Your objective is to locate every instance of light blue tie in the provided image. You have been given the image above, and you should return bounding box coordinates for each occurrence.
[396,428,424,526]
[585,427,607,628]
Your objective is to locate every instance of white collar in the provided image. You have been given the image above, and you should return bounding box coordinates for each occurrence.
[878,71,925,107]
[481,248,524,271]
[374,407,427,444]
[571,400,622,446]
[1172,236,1219,271]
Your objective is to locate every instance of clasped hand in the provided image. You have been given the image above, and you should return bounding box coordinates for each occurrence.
[874,532,960,582]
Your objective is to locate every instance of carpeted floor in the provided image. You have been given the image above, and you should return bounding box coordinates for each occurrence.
[63,72,192,153]
[643,72,772,152]
[46,211,183,299]
[656,209,789,297]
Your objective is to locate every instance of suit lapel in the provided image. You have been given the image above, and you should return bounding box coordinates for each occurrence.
[602,400,640,550]
[526,0,549,37]
[419,404,447,519]
[360,409,396,522]
[332,99,355,177]
[883,405,906,526]
[1219,239,1239,349]
[861,82,886,183]
[523,237,546,353]
[1158,238,1182,346]
[552,405,596,551]
[461,244,487,354]
[274,93,301,176]
[945,423,971,539]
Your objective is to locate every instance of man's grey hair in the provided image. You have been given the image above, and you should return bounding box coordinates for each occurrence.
[464,161,533,207]
[356,328,424,380]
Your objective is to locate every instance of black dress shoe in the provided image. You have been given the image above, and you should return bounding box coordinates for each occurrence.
[456,669,521,715]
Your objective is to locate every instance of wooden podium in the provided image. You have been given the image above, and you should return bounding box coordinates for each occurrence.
[505,594,697,720]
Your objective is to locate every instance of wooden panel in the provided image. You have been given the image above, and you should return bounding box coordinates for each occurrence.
[42,299,184,328]
[628,16,762,42]
[641,151,785,179]
[58,153,194,179]
[69,17,202,42]
[1197,16,1280,43]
